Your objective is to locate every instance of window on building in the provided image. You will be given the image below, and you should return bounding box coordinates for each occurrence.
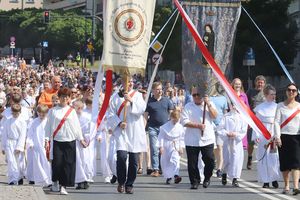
[26,0,35,3]
[9,0,19,3]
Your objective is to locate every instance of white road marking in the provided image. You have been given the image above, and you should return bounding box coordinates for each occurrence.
[179,158,298,200]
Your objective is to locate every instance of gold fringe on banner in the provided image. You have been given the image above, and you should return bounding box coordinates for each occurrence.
[103,65,145,77]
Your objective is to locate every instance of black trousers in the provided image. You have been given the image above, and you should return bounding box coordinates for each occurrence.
[52,140,76,187]
[116,150,139,187]
[186,144,215,185]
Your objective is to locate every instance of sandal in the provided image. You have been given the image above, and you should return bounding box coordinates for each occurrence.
[282,189,290,194]
[137,168,143,174]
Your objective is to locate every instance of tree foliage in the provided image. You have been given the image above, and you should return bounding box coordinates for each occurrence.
[233,0,299,80]
[0,8,102,59]
[151,5,182,72]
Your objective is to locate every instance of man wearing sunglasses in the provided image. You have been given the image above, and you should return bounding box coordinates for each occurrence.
[181,87,218,189]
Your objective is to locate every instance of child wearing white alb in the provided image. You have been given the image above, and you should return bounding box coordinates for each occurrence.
[26,104,51,186]
[217,105,247,187]
[158,110,185,184]
[1,104,27,185]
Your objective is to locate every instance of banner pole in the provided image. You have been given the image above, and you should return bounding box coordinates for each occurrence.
[145,11,180,104]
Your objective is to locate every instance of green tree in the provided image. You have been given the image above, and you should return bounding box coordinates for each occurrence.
[233,0,299,81]
[151,5,182,72]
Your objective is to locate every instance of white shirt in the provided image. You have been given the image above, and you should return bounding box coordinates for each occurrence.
[181,101,216,147]
[274,102,300,138]
[45,105,84,142]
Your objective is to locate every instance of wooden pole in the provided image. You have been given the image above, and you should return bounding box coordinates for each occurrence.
[122,69,130,123]
[201,102,207,136]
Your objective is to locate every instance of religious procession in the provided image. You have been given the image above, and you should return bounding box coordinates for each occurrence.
[0,0,300,200]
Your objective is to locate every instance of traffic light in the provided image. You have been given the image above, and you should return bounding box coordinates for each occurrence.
[44,11,50,23]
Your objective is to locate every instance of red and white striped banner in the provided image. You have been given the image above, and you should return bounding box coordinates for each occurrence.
[173,0,271,140]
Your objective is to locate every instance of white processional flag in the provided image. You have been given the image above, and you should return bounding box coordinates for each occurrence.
[102,0,156,74]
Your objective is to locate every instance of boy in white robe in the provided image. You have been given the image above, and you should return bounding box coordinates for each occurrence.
[158,110,184,184]
[73,100,90,190]
[217,105,247,187]
[26,105,51,186]
[253,85,280,188]
[1,104,27,185]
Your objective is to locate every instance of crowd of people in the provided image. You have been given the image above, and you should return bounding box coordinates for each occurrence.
[0,59,299,196]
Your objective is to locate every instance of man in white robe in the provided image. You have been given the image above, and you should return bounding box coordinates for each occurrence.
[217,106,247,187]
[107,77,147,194]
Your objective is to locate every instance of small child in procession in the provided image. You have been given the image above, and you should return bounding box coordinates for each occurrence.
[217,104,247,187]
[26,104,51,186]
[158,110,185,184]
[1,104,27,185]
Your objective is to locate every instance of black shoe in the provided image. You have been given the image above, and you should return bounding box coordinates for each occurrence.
[18,179,23,185]
[125,186,134,194]
[83,181,89,189]
[293,188,300,196]
[203,179,210,188]
[174,175,182,184]
[166,178,172,184]
[8,182,16,185]
[216,169,222,178]
[110,175,117,184]
[146,168,153,175]
[221,173,227,186]
[272,181,278,189]
[76,182,85,190]
[29,181,35,185]
[232,178,239,187]
[247,156,252,170]
[190,183,199,190]
[159,170,163,175]
[263,183,270,188]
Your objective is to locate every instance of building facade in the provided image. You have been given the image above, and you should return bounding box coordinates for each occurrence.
[0,0,43,11]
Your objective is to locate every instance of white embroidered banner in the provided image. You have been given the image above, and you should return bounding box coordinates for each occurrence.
[102,0,156,74]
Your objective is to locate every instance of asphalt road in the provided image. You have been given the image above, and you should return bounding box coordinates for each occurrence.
[44,150,299,200]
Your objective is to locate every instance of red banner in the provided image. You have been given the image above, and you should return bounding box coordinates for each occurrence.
[96,70,113,128]
[174,0,271,140]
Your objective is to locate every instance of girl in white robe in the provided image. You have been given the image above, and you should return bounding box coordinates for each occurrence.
[253,85,280,188]
[158,110,184,184]
[26,105,51,186]
[217,105,247,187]
[1,104,27,185]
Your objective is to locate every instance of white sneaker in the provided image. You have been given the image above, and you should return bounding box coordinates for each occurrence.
[104,177,111,184]
[60,186,68,195]
[51,181,60,192]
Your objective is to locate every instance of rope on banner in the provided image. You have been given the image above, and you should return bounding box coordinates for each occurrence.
[145,11,181,104]
[173,0,271,140]
[242,6,295,84]
[149,8,178,49]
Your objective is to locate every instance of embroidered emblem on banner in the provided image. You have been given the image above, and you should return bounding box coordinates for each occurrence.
[111,4,147,46]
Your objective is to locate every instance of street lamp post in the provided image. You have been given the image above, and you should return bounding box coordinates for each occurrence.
[243,47,255,90]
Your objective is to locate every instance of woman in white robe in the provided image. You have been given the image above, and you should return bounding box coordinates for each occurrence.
[158,110,184,184]
[217,106,247,187]
[253,85,280,188]
[26,105,51,186]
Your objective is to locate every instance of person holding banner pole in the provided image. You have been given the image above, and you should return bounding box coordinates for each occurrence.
[274,83,300,196]
[106,77,147,194]
[181,87,217,189]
